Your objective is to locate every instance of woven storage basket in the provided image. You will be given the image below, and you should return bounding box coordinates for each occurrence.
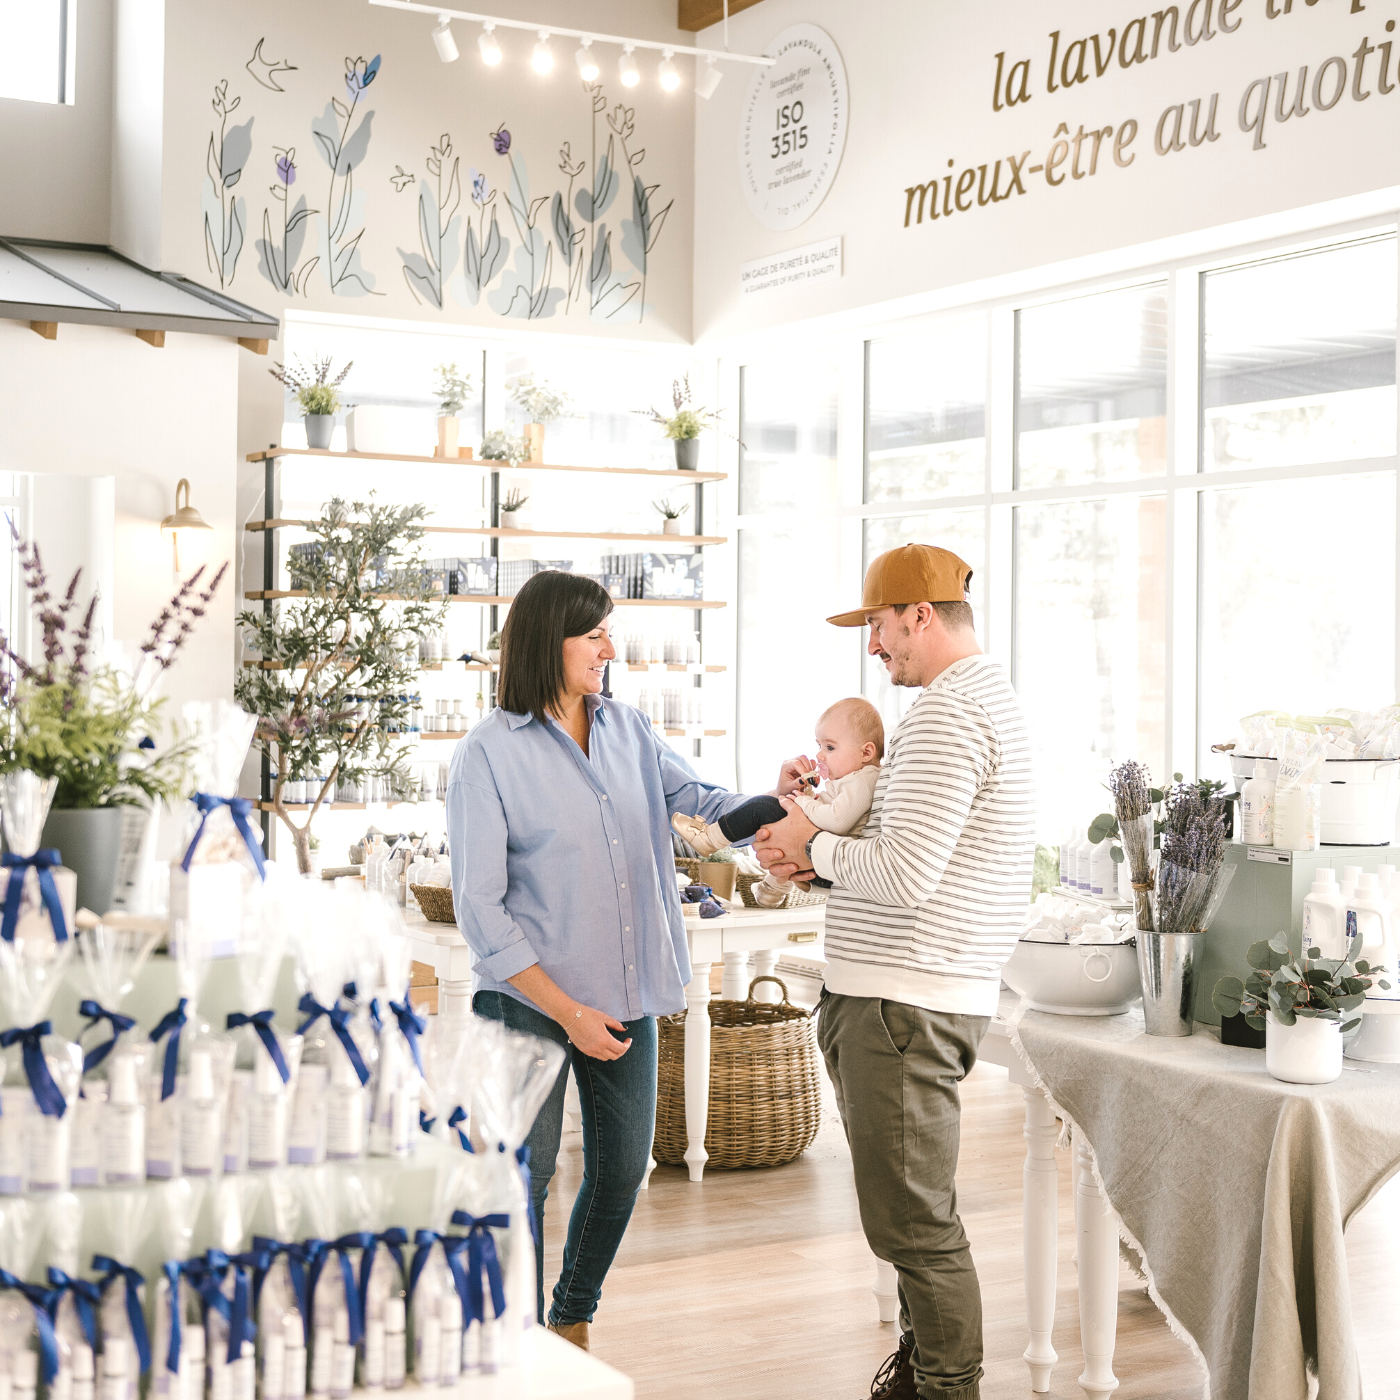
[653,976,821,1170]
[411,884,456,924]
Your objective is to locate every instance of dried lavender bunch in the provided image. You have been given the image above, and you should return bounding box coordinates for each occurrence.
[1109,760,1156,931]
[1156,801,1227,932]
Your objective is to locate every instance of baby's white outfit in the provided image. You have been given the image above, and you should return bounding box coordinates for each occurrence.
[754,764,881,908]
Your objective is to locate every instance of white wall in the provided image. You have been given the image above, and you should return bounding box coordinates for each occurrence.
[694,0,1400,341]
[110,0,166,267]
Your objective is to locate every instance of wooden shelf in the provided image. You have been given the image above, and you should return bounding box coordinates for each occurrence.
[242,659,494,672]
[248,518,725,545]
[246,446,726,483]
[663,728,727,738]
[625,663,726,673]
[245,590,725,608]
[417,731,471,740]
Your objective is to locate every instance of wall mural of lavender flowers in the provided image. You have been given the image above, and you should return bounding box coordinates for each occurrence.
[487,125,565,320]
[454,166,508,308]
[397,133,460,308]
[255,148,319,295]
[310,54,382,296]
[201,80,254,289]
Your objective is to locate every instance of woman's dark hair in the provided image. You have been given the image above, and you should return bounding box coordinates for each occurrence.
[496,571,614,722]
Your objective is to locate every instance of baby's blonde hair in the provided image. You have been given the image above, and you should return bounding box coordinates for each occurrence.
[818,696,885,761]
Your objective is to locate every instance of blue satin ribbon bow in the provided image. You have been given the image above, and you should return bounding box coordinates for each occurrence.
[149,999,189,1102]
[79,1000,137,1076]
[0,849,69,944]
[370,1228,408,1300]
[180,794,266,879]
[406,1230,440,1303]
[92,1256,152,1375]
[327,1233,373,1342]
[225,1010,290,1083]
[0,1268,59,1382]
[295,995,370,1086]
[448,1211,509,1325]
[418,1109,436,1134]
[46,1268,100,1350]
[162,1260,194,1373]
[387,992,426,1078]
[447,1106,473,1152]
[250,1237,310,1349]
[0,1021,66,1116]
[190,1250,255,1365]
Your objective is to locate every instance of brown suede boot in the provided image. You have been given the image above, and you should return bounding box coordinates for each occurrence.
[547,1319,590,1352]
[866,1335,916,1399]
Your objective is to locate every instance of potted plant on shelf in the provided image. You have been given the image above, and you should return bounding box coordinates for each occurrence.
[500,488,531,532]
[507,375,573,463]
[1212,935,1389,1084]
[270,355,353,450]
[235,495,448,874]
[480,429,526,466]
[434,362,474,460]
[0,525,224,912]
[653,496,689,536]
[640,375,726,471]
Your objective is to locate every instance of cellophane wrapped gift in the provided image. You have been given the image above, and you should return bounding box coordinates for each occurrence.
[41,1193,90,1400]
[90,1189,154,1400]
[370,916,424,1160]
[297,1167,367,1400]
[194,1176,263,1400]
[0,917,79,1194]
[407,1157,469,1389]
[0,773,76,945]
[70,924,160,1187]
[416,1016,471,1156]
[168,703,263,962]
[0,1196,61,1400]
[150,1180,206,1400]
[251,1171,307,1400]
[352,1167,407,1391]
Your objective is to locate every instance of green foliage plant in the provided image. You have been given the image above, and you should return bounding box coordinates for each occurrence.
[639,374,733,442]
[500,487,530,513]
[480,429,526,464]
[270,354,353,418]
[1212,934,1390,1033]
[507,374,573,425]
[651,496,689,520]
[434,362,473,416]
[235,495,448,873]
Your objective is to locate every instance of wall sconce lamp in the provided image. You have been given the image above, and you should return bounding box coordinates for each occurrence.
[160,478,212,573]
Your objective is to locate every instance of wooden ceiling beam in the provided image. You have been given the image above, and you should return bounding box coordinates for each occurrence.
[678,0,765,33]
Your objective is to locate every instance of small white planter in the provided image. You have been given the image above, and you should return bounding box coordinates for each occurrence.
[1265,1011,1343,1084]
[500,509,530,531]
[662,517,683,535]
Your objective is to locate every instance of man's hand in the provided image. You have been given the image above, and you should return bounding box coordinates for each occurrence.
[755,803,820,883]
[774,755,817,797]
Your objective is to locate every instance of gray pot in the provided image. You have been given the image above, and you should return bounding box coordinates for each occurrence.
[673,437,700,470]
[40,807,126,914]
[305,413,335,449]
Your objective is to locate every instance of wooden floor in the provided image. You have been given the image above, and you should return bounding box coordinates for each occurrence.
[540,1059,1400,1400]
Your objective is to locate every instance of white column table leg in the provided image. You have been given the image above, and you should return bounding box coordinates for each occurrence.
[872,1257,899,1324]
[1074,1133,1120,1400]
[683,960,713,1183]
[639,1154,656,1191]
[438,978,473,1023]
[1022,1087,1059,1392]
[720,951,751,1001]
[751,949,780,1001]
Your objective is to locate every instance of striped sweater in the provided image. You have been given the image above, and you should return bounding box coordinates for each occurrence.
[810,655,1036,1016]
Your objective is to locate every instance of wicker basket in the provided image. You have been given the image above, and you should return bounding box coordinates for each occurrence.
[653,976,822,1170]
[411,884,456,924]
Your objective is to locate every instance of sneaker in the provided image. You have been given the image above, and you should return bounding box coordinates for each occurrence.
[866,1336,916,1399]
[671,812,728,857]
[752,874,792,908]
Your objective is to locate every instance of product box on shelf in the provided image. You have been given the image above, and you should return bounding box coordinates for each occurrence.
[641,552,704,600]
[497,559,573,597]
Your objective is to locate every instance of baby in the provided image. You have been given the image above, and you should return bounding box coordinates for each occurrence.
[673,696,884,908]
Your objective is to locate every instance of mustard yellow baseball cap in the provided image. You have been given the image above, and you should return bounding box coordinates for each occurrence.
[827,544,973,627]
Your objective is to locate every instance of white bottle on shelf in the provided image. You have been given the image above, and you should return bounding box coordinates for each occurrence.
[1059,833,1072,887]
[1302,869,1348,960]
[1088,838,1112,898]
[1239,762,1276,845]
[1075,831,1092,891]
[100,1052,146,1185]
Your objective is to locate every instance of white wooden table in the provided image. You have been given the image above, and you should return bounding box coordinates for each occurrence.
[453,1326,631,1397]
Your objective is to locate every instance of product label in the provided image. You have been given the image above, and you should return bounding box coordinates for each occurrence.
[70,1096,103,1187]
[414,1318,440,1385]
[287,1067,329,1166]
[248,1096,287,1171]
[362,1322,385,1388]
[181,1103,221,1177]
[222,1072,250,1174]
[309,1329,332,1398]
[27,1100,71,1190]
[384,1335,404,1391]
[282,1347,306,1400]
[331,1344,355,1399]
[146,1097,179,1178]
[101,1105,146,1185]
[326,1088,364,1161]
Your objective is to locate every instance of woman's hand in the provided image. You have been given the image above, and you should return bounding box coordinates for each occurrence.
[560,1003,633,1060]
[774,754,817,796]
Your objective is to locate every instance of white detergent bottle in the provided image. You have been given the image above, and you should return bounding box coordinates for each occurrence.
[1339,865,1363,905]
[1239,762,1276,845]
[1346,873,1392,964]
[1301,869,1348,960]
[1075,832,1092,891]
[1088,838,1112,898]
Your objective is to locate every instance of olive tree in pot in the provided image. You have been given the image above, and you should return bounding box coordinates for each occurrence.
[235,495,448,873]
[271,354,352,450]
[1213,935,1389,1084]
[0,526,223,912]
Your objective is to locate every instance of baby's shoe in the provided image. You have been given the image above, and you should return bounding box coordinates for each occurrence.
[671,812,729,857]
[751,875,792,909]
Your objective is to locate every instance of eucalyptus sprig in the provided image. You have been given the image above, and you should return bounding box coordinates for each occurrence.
[1213,935,1391,1032]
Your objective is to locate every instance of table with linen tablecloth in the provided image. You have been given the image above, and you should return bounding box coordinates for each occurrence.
[1011,1005,1400,1400]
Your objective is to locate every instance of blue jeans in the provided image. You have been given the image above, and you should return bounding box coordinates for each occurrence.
[472,990,657,1326]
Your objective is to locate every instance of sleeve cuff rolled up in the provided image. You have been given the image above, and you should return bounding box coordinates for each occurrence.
[811,831,840,882]
[474,939,540,982]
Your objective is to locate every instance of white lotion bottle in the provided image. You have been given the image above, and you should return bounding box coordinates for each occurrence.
[1239,761,1276,845]
[1088,838,1112,898]
[1075,832,1092,891]
[100,1054,145,1185]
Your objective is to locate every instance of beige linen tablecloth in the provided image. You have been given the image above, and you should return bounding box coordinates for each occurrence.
[1011,1005,1400,1400]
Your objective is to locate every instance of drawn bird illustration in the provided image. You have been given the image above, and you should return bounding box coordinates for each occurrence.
[246,38,297,92]
[390,167,416,192]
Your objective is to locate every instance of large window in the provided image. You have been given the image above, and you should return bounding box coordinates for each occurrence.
[0,0,72,104]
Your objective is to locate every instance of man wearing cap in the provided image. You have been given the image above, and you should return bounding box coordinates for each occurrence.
[755,545,1035,1400]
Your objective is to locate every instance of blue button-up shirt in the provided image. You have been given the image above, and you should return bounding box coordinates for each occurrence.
[446,695,751,1022]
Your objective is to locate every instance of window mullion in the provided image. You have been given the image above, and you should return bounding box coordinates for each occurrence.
[987,307,1015,668]
[1166,267,1200,780]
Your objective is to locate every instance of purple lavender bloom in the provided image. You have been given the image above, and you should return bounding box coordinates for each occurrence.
[276,153,296,185]
[491,125,511,155]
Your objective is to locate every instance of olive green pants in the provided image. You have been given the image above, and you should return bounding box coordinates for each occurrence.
[817,991,988,1400]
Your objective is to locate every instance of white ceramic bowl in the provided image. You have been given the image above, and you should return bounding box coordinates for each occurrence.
[1002,939,1142,1016]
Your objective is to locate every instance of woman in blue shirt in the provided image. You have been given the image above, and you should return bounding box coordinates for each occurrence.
[448,571,807,1349]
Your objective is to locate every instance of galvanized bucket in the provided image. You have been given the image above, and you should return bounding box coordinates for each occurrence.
[1135,931,1206,1037]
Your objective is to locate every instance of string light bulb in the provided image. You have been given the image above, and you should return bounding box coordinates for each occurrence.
[431,16,458,62]
[575,38,599,81]
[695,55,723,99]
[531,30,554,74]
[477,22,501,65]
[618,43,639,87]
[658,48,680,91]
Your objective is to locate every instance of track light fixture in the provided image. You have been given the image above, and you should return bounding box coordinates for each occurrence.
[658,48,680,92]
[575,37,598,81]
[618,43,639,88]
[530,29,553,74]
[695,54,723,100]
[431,14,458,61]
[477,21,501,65]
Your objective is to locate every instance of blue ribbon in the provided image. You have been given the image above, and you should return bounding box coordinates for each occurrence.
[295,995,370,1086]
[250,1237,309,1347]
[0,850,69,944]
[162,1260,192,1373]
[225,1010,290,1083]
[406,1230,440,1303]
[374,1229,408,1292]
[78,1000,137,1076]
[0,1269,60,1382]
[447,1105,473,1152]
[46,1268,100,1351]
[369,998,383,1034]
[149,999,188,1102]
[0,1021,66,1117]
[515,1145,538,1244]
[387,993,426,1078]
[418,1109,436,1134]
[329,1234,373,1343]
[92,1256,152,1375]
[448,1212,509,1325]
[190,1250,255,1365]
[180,794,267,880]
